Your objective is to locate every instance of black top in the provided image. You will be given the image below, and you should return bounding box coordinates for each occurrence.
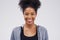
[21,27,38,40]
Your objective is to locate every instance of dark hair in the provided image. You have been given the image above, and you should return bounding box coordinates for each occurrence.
[18,0,41,13]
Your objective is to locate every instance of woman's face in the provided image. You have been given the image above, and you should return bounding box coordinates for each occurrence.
[23,7,37,25]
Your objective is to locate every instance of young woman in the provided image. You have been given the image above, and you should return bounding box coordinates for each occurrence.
[10,0,48,40]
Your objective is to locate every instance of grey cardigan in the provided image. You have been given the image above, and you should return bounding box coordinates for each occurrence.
[10,25,48,40]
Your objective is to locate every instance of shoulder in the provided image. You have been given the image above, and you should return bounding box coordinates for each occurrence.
[37,25,48,32]
[12,26,22,33]
[37,25,48,38]
[10,26,22,40]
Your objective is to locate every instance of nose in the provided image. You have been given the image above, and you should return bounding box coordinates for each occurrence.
[28,15,32,19]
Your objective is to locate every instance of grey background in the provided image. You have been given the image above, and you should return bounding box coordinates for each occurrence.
[0,0,60,40]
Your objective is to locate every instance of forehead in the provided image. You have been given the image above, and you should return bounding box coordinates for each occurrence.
[24,7,35,13]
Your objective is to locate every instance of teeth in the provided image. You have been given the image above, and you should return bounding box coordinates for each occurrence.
[28,20,32,21]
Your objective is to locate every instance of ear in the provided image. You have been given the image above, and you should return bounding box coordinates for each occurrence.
[35,13,37,18]
[35,12,37,16]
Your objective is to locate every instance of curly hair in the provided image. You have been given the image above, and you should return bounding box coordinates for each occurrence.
[18,0,41,13]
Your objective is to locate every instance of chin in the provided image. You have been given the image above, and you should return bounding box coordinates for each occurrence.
[27,23,32,25]
[26,22,33,25]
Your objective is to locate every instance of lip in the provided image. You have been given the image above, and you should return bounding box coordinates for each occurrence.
[27,19,32,22]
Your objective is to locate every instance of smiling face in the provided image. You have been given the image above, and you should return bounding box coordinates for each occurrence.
[23,7,37,25]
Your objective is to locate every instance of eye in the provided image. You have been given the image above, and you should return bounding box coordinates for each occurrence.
[31,12,35,15]
[25,13,29,15]
[31,13,34,15]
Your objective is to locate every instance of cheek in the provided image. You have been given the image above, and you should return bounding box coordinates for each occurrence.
[33,16,36,21]
[24,15,27,20]
[32,16,36,19]
[24,15,36,21]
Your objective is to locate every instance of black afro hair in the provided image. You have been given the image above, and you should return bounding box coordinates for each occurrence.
[18,0,41,12]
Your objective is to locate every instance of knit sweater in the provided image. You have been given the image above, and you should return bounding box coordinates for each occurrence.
[10,25,48,40]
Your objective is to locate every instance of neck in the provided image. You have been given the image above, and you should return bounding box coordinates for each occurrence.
[24,23,36,29]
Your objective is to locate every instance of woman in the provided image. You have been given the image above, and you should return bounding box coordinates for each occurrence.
[10,0,48,40]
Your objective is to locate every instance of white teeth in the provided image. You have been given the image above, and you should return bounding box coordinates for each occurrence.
[28,20,32,21]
